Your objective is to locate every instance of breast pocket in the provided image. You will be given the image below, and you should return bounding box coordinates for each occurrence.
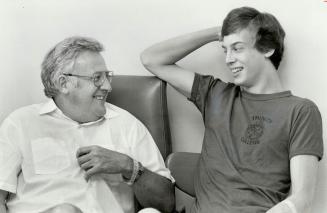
[31,137,71,174]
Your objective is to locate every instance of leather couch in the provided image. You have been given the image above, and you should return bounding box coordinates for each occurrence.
[108,75,172,159]
[108,75,198,212]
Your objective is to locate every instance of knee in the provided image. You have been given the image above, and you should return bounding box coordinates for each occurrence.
[138,207,161,213]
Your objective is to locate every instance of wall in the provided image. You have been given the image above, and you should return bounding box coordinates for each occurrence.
[1,0,326,212]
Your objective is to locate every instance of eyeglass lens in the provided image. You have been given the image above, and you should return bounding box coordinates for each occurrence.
[94,71,113,87]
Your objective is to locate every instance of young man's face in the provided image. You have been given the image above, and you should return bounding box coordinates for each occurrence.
[67,51,111,122]
[222,28,268,88]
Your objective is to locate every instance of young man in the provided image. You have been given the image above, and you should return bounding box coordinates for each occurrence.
[0,36,174,213]
[141,6,323,213]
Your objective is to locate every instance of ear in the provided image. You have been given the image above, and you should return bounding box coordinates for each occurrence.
[264,49,275,58]
[57,75,69,94]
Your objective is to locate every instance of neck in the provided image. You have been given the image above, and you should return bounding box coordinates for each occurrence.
[54,95,98,123]
[242,64,284,94]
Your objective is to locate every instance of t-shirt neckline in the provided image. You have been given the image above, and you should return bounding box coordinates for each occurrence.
[241,90,292,101]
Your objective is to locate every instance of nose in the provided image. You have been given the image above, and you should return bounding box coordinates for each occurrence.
[225,50,236,65]
[100,77,112,92]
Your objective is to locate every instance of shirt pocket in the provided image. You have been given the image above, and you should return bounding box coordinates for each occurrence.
[31,137,70,174]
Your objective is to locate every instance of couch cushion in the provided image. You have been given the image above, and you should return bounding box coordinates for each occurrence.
[107,75,172,159]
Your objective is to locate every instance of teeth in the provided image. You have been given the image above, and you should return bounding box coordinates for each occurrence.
[231,67,243,73]
[95,96,104,100]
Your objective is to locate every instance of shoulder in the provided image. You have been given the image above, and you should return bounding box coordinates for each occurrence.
[104,103,150,141]
[284,95,322,126]
[105,103,140,126]
[192,73,237,96]
[287,95,320,112]
[194,73,230,87]
[2,103,43,124]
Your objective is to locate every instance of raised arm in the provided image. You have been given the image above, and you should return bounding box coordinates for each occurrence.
[0,190,8,213]
[267,155,319,213]
[140,27,221,98]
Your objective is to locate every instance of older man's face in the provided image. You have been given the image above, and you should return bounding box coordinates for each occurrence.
[67,51,111,122]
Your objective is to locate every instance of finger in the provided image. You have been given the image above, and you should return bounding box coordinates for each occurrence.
[77,154,91,166]
[80,161,93,171]
[84,166,100,181]
[76,146,95,157]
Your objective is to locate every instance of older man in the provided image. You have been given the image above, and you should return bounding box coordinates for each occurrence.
[0,37,174,213]
[141,6,323,213]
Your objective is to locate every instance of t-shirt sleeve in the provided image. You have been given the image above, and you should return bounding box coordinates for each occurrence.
[0,117,22,193]
[188,73,216,115]
[289,102,324,160]
[128,119,173,182]
[188,73,230,117]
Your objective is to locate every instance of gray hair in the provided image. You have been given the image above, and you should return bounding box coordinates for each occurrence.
[41,36,104,98]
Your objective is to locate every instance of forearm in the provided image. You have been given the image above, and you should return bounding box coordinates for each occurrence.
[141,27,220,67]
[141,27,220,96]
[288,192,314,212]
[133,169,175,213]
[269,155,320,213]
[268,192,315,213]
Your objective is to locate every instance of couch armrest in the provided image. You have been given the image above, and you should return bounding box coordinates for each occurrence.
[165,152,200,197]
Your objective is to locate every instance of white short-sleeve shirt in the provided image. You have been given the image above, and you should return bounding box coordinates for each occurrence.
[0,100,172,213]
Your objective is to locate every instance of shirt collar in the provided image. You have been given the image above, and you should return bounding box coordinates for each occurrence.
[39,99,120,121]
[39,99,57,115]
[104,103,120,119]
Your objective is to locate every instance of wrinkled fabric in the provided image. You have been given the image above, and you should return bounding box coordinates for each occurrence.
[189,73,323,213]
[0,99,172,213]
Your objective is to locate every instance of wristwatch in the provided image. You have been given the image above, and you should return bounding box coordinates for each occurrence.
[124,159,145,185]
[134,162,144,182]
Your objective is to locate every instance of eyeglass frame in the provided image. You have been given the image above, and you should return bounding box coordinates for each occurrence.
[62,71,114,87]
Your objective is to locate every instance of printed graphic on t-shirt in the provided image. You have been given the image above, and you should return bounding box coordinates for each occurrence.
[241,115,272,145]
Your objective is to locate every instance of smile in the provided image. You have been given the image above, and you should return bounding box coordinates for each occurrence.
[94,95,106,100]
[231,67,243,74]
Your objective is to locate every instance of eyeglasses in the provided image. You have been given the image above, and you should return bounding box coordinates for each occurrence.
[62,71,114,87]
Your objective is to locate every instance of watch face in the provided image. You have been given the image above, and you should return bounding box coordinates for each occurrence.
[137,162,144,176]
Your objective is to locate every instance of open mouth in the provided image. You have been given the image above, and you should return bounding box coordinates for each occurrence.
[94,89,109,101]
[93,95,107,101]
[231,67,243,75]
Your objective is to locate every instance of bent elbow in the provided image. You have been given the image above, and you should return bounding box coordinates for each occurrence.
[140,52,163,76]
[140,50,170,68]
[140,50,153,68]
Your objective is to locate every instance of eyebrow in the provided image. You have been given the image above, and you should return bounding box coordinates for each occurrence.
[221,41,245,49]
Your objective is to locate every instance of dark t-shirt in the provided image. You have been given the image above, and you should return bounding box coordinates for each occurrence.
[189,74,323,213]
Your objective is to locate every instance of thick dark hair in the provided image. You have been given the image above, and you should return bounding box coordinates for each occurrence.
[221,7,285,69]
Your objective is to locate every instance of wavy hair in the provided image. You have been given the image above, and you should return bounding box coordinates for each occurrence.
[41,36,104,98]
[222,7,285,69]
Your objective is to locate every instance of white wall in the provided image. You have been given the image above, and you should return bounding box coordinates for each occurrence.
[1,0,326,211]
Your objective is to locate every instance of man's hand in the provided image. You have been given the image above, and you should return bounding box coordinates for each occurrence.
[76,145,133,181]
[76,146,175,212]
